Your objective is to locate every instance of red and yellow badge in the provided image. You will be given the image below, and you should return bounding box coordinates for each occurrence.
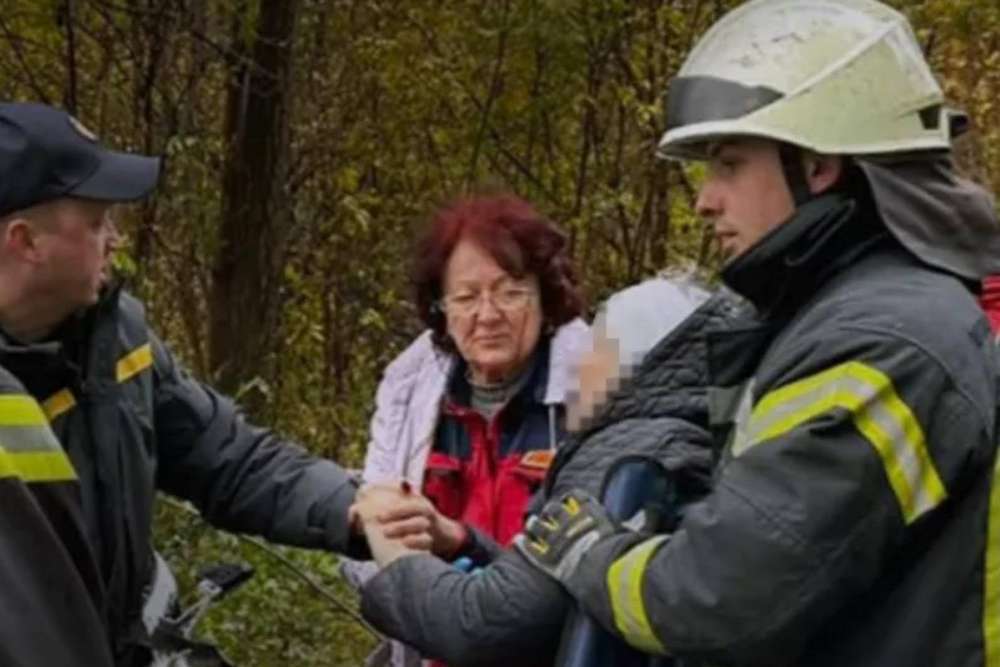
[520,450,555,471]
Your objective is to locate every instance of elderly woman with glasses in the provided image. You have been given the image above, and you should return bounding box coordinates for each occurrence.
[342,193,589,666]
[353,274,739,667]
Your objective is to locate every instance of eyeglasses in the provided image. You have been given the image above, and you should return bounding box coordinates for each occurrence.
[439,284,537,318]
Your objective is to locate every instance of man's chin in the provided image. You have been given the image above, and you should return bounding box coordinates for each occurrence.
[68,294,100,316]
[98,276,121,298]
[77,287,103,311]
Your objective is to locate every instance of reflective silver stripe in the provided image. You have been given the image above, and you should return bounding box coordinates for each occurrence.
[607,535,670,655]
[727,380,756,458]
[0,424,63,452]
[745,361,946,524]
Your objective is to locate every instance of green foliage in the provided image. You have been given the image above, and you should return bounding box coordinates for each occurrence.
[155,502,375,665]
[0,0,998,663]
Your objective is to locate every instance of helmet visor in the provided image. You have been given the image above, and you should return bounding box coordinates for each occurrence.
[665,76,783,132]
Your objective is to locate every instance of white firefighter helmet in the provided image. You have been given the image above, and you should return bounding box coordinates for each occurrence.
[658,0,949,160]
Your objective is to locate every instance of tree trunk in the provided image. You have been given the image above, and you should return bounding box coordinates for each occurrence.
[209,0,301,414]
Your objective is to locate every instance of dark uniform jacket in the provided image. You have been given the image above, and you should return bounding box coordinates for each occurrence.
[0,366,114,666]
[359,292,743,665]
[567,194,1000,665]
[0,288,361,665]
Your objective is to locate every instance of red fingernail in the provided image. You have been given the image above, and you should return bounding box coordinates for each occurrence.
[401,481,412,494]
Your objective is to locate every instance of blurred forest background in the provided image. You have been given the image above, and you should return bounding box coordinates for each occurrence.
[0,0,997,663]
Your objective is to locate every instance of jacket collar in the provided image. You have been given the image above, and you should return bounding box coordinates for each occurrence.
[720,193,889,318]
[0,285,121,368]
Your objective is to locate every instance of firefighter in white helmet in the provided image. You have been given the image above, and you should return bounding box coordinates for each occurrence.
[515,1,1000,664]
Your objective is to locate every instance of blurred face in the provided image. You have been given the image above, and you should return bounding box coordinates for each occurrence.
[32,198,120,315]
[566,328,622,432]
[695,139,796,262]
[441,237,543,384]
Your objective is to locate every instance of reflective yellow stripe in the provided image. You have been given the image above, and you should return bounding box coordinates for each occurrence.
[0,449,76,482]
[42,389,77,421]
[117,343,153,383]
[746,361,946,524]
[985,452,1000,666]
[607,535,669,655]
[0,394,48,426]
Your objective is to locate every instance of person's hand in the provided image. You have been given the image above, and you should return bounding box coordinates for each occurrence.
[362,515,421,567]
[348,483,392,534]
[350,483,429,540]
[347,482,424,535]
[371,488,468,557]
[350,483,428,567]
[348,483,409,536]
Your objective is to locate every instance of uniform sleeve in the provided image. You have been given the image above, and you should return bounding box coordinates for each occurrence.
[149,334,365,556]
[360,550,569,666]
[0,380,115,666]
[564,331,990,664]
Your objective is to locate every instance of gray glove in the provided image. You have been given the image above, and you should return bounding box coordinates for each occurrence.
[513,490,620,584]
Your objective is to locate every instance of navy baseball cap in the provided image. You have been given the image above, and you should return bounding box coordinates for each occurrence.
[0,102,161,218]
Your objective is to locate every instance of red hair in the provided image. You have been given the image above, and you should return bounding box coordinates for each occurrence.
[412,193,584,351]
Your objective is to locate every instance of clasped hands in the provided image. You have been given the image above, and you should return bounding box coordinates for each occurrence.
[349,482,467,568]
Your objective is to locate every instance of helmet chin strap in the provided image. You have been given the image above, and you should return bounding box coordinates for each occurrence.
[778,143,813,208]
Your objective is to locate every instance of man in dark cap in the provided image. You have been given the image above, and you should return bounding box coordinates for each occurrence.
[0,102,379,665]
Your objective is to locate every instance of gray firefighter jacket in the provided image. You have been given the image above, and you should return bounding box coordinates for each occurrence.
[564,188,1000,666]
[0,287,361,666]
[359,289,745,666]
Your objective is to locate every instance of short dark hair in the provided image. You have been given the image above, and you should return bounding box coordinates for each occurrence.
[412,193,585,351]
